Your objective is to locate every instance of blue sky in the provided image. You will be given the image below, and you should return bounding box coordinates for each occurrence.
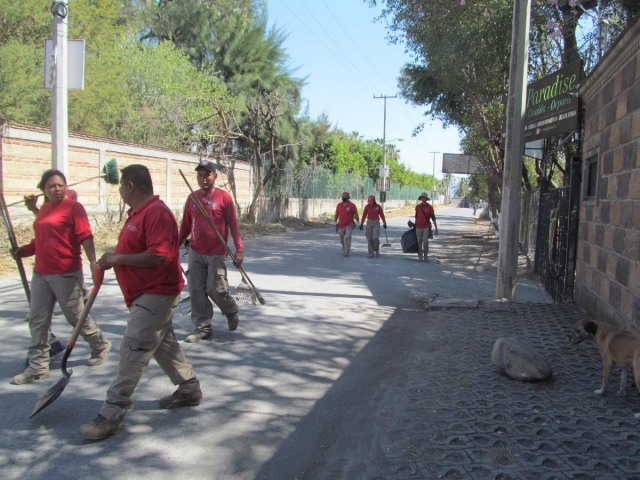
[266,0,462,179]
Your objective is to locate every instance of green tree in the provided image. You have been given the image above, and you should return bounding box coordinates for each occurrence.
[366,0,638,212]
[117,41,234,150]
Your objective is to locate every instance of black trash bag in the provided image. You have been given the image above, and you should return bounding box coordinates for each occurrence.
[401,228,418,253]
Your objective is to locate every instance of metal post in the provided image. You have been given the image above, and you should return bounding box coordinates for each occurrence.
[496,0,531,301]
[374,95,397,208]
[51,0,69,175]
[429,151,440,202]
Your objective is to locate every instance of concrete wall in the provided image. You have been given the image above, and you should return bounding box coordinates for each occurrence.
[575,16,640,329]
[257,197,410,222]
[0,123,252,217]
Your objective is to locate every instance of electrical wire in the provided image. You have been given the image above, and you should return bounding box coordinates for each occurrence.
[279,0,379,95]
[298,0,380,93]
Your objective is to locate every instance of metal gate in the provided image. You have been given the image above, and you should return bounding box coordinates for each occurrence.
[534,158,581,302]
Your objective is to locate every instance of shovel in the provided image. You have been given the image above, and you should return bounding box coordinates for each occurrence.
[382,226,391,248]
[30,266,105,418]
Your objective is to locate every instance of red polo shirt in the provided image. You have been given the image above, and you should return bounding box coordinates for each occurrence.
[21,197,93,275]
[114,196,184,307]
[415,203,435,228]
[179,188,244,256]
[362,204,386,223]
[335,201,358,229]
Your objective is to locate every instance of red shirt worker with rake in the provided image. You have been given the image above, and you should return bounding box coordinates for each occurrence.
[11,169,111,385]
[334,192,360,257]
[415,192,438,262]
[360,194,387,258]
[179,160,244,343]
[80,164,201,441]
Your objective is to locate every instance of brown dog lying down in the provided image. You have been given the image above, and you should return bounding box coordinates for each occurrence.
[570,319,640,416]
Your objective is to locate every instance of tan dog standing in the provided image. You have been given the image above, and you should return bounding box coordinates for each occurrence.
[570,319,640,415]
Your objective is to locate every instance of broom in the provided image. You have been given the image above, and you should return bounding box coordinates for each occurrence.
[6,158,119,207]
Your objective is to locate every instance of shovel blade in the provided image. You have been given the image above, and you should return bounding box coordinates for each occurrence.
[30,371,72,418]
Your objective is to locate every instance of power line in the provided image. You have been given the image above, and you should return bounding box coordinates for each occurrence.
[298,0,380,93]
[319,0,398,93]
[280,0,379,94]
[318,0,429,134]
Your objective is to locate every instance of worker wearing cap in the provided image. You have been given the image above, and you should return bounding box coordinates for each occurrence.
[360,194,386,258]
[334,192,360,257]
[415,192,438,262]
[179,160,244,342]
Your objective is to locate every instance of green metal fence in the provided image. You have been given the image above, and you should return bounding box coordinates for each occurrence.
[261,162,429,201]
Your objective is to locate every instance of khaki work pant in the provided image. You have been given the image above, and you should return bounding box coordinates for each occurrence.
[188,249,238,333]
[366,220,381,255]
[100,293,200,419]
[416,227,431,261]
[27,270,106,373]
[339,225,354,255]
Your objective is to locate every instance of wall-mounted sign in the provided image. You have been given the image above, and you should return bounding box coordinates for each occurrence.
[523,61,581,142]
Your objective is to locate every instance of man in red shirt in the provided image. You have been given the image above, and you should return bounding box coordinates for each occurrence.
[179,160,244,343]
[80,165,201,441]
[360,194,387,258]
[334,191,360,257]
[415,192,438,262]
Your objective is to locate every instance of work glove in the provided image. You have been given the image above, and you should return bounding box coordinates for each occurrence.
[24,194,38,213]
[383,223,387,229]
[335,222,339,233]
[359,223,364,230]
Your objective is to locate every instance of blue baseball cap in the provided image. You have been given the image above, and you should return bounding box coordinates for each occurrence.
[195,160,217,173]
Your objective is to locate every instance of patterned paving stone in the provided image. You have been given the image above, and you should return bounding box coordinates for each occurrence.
[383,301,640,478]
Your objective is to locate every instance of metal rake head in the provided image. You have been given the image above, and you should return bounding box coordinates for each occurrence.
[232,279,257,305]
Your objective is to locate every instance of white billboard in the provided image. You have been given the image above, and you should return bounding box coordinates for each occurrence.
[442,153,482,174]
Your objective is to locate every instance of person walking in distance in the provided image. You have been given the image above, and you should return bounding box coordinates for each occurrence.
[80,165,201,441]
[11,169,110,385]
[360,195,387,258]
[334,192,359,257]
[179,160,243,343]
[415,192,438,262]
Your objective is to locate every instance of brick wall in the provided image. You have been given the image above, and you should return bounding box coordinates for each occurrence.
[0,123,252,218]
[576,16,640,329]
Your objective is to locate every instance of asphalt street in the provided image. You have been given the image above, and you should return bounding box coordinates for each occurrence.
[0,206,550,479]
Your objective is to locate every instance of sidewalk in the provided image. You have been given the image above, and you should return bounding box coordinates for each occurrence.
[1,207,639,479]
[257,212,640,479]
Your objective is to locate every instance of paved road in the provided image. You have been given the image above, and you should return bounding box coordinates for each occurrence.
[0,207,552,479]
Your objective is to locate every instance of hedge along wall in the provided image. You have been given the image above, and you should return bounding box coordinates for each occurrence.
[0,123,252,219]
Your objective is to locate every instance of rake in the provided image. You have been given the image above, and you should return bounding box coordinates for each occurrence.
[178,169,266,306]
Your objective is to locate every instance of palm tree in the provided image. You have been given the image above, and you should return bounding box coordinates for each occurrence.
[454,177,470,198]
[442,173,454,204]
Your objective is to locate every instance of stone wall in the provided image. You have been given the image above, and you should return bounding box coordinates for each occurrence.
[576,16,640,328]
[0,123,252,218]
[257,197,409,223]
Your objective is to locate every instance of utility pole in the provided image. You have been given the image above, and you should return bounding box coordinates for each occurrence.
[374,95,396,208]
[496,0,531,301]
[428,151,440,202]
[51,0,69,175]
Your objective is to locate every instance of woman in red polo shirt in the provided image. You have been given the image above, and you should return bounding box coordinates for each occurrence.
[11,169,111,385]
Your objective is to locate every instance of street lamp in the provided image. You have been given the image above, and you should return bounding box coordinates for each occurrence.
[374,95,397,206]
